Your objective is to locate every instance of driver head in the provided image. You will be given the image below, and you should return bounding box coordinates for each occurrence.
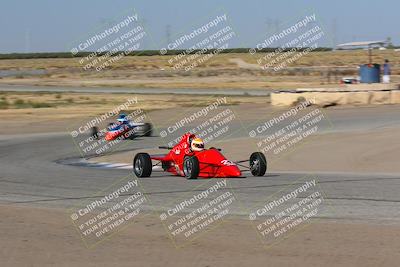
[117,114,128,124]
[191,137,204,152]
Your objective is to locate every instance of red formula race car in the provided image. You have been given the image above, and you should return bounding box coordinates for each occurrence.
[133,133,267,179]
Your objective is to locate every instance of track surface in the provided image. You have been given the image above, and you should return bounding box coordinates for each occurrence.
[1,104,400,224]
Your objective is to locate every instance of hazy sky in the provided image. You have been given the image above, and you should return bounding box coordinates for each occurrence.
[1,0,398,53]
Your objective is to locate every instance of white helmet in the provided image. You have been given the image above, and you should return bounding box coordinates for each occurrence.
[191,137,204,152]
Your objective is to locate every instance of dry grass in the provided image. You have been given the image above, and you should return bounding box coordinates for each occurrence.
[0,91,269,134]
[1,50,398,69]
[0,50,399,89]
[0,92,267,122]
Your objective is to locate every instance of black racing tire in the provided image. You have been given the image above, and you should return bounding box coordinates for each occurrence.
[127,133,136,140]
[250,152,267,176]
[91,126,99,139]
[143,123,153,137]
[183,156,200,179]
[133,153,152,177]
[125,128,137,140]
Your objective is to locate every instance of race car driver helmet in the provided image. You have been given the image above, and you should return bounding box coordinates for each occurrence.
[117,113,128,124]
[191,137,204,152]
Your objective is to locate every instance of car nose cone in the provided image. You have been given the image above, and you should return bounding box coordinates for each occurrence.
[221,165,241,177]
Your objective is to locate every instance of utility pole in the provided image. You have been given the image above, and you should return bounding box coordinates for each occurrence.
[25,28,31,53]
[332,18,337,47]
[166,24,171,45]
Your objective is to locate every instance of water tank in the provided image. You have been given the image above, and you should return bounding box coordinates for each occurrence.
[359,64,380,83]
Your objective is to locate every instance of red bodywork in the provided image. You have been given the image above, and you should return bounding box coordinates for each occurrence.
[105,125,131,141]
[152,133,241,178]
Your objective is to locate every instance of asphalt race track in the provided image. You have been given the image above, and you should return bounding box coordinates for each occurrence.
[1,123,400,224]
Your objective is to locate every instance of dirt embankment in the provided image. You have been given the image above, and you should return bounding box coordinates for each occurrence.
[1,204,400,267]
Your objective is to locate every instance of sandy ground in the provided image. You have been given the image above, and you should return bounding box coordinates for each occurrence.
[1,204,400,267]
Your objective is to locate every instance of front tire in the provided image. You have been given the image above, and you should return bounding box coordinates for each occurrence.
[125,127,136,140]
[107,122,114,130]
[133,153,152,177]
[183,156,200,179]
[250,152,267,176]
[91,126,99,139]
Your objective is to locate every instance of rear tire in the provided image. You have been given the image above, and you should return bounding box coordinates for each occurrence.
[143,123,152,137]
[133,153,152,177]
[250,152,267,176]
[183,156,200,179]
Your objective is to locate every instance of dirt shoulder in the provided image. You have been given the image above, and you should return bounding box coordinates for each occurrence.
[1,204,399,267]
